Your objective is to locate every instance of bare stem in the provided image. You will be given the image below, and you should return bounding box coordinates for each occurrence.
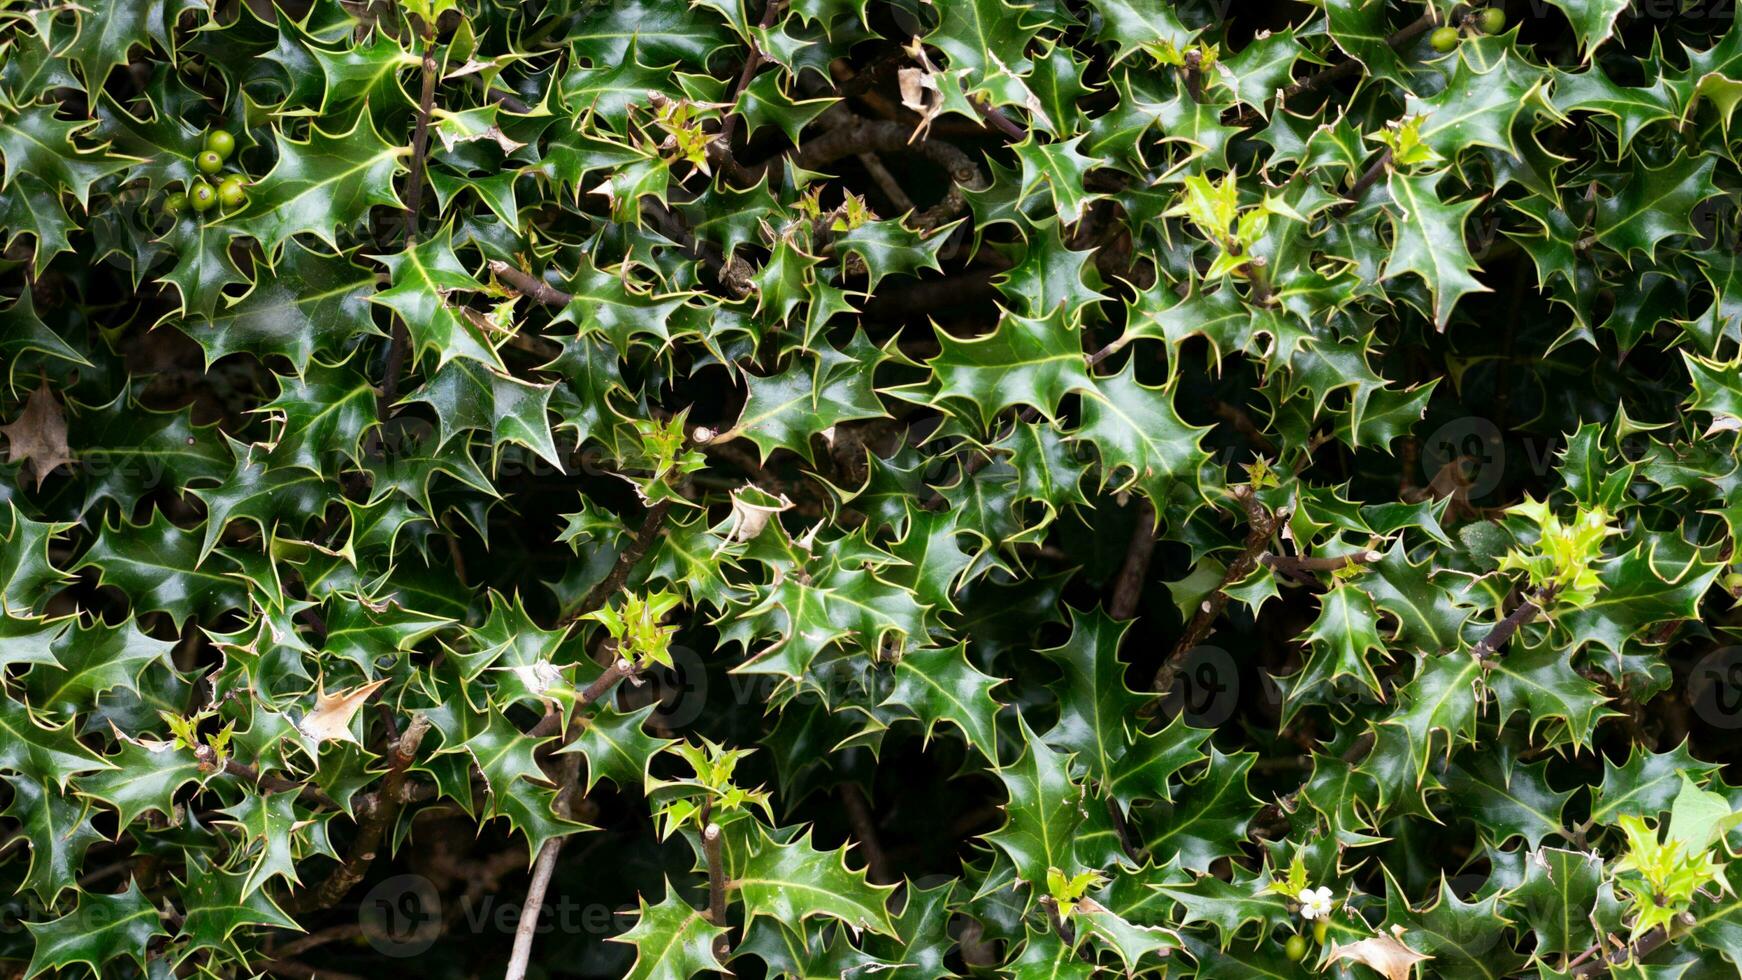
[1338,148,1393,214]
[1571,923,1679,978]
[1472,585,1558,663]
[1230,10,1444,126]
[703,821,730,959]
[837,782,891,883]
[283,715,432,915]
[1149,485,1275,697]
[488,260,573,307]
[718,0,785,148]
[196,748,340,811]
[381,39,439,412]
[504,663,636,980]
[558,499,674,627]
[1109,499,1157,620]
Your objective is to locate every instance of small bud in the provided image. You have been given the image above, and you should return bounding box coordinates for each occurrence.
[703,823,722,842]
[692,425,714,444]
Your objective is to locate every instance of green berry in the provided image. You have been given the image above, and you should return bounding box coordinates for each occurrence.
[190,181,217,212]
[1478,7,1506,34]
[1724,572,1742,592]
[195,149,223,174]
[1429,26,1461,52]
[165,192,188,212]
[1313,920,1328,945]
[1285,934,1308,961]
[218,176,247,209]
[204,128,236,160]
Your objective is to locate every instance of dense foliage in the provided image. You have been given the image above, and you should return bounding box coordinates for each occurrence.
[3,0,1742,976]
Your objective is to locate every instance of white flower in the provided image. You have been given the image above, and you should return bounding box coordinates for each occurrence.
[1299,886,1335,920]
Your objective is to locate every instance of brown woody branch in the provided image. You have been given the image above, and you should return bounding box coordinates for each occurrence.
[1262,548,1383,578]
[283,715,432,915]
[837,782,891,883]
[1109,499,1157,620]
[1472,585,1559,663]
[505,661,637,980]
[1570,923,1680,978]
[488,260,572,307]
[791,114,987,230]
[1149,485,1276,697]
[717,0,786,148]
[381,39,440,411]
[703,820,729,959]
[971,97,1026,140]
[526,657,637,741]
[1337,147,1393,215]
[557,499,675,628]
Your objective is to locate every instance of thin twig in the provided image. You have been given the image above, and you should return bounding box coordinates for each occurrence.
[402,45,438,244]
[526,658,636,740]
[1337,148,1393,215]
[1040,896,1076,945]
[837,783,891,883]
[197,748,341,811]
[1106,797,1142,863]
[971,96,1026,140]
[504,661,637,980]
[1571,923,1679,978]
[271,924,363,960]
[1210,399,1278,454]
[1262,549,1382,578]
[1229,10,1445,127]
[717,0,785,148]
[488,260,573,307]
[503,832,564,980]
[790,113,986,230]
[1472,585,1559,663]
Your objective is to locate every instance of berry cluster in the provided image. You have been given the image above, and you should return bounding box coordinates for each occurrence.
[1430,5,1507,52]
[1284,920,1331,961]
[164,129,246,215]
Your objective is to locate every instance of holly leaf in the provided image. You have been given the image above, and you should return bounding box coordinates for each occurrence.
[1383,170,1488,330]
[229,115,407,253]
[23,881,167,979]
[610,882,730,980]
[880,642,1005,761]
[372,225,506,371]
[986,716,1087,886]
[734,827,898,936]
